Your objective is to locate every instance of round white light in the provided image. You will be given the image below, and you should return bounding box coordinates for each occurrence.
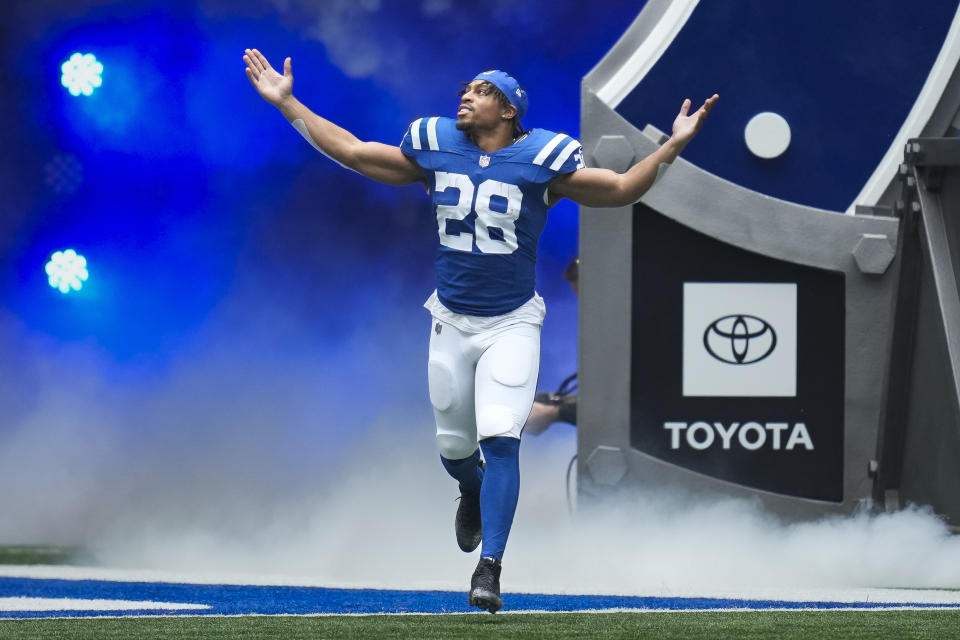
[60,52,103,97]
[744,112,791,159]
[45,249,89,294]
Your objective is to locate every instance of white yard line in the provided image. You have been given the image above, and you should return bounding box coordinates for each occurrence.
[0,597,209,612]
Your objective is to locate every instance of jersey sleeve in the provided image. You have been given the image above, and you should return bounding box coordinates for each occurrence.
[530,132,585,176]
[400,117,447,170]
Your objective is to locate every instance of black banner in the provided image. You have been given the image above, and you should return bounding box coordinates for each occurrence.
[630,207,845,501]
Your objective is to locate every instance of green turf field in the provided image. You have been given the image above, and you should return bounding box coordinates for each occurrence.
[3,548,959,638]
[3,610,960,640]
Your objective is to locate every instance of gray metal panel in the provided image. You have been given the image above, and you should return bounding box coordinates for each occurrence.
[882,151,960,524]
[898,239,960,520]
[579,89,901,518]
[578,82,634,486]
[578,213,632,484]
[916,170,960,378]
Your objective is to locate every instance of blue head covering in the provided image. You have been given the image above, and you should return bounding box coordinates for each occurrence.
[473,70,528,119]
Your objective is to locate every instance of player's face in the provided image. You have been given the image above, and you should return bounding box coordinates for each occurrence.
[456,81,509,131]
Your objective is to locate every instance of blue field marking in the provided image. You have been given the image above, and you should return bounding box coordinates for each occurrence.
[2,577,960,618]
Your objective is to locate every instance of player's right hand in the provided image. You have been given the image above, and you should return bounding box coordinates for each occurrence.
[671,93,719,147]
[244,48,293,107]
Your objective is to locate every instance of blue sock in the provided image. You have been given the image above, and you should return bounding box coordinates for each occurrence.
[440,448,484,495]
[478,436,521,561]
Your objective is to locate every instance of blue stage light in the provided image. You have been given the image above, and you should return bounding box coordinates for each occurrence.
[45,249,89,293]
[60,53,103,97]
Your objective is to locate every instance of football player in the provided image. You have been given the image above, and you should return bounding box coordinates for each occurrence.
[243,48,717,613]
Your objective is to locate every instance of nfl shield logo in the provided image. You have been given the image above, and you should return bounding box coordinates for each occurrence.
[479,155,490,168]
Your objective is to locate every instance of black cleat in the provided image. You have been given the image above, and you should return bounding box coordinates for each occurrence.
[469,556,502,613]
[454,459,485,552]
[455,488,482,552]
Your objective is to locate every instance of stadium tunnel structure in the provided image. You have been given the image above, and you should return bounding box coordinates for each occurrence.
[577,0,960,523]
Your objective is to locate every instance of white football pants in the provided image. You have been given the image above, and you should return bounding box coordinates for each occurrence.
[427,319,541,460]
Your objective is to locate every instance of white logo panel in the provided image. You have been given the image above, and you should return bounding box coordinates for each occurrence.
[683,283,797,397]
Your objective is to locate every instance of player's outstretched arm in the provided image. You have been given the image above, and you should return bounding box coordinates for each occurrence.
[550,94,718,208]
[243,48,424,186]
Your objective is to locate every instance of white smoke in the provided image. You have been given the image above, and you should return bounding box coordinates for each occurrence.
[3,298,960,597]
[87,420,960,596]
[303,0,385,79]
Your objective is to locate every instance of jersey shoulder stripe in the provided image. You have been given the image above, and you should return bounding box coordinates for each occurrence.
[523,129,583,175]
[408,117,440,151]
[409,118,423,150]
[402,116,463,166]
[532,133,568,166]
[426,116,440,151]
[550,138,582,171]
[404,116,458,154]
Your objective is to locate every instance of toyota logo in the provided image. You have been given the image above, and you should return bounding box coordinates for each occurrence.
[703,314,777,364]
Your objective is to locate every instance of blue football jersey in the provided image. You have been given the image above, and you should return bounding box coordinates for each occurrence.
[400,116,584,316]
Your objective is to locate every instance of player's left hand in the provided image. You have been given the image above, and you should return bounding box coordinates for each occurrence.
[244,48,293,107]
[671,94,719,147]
